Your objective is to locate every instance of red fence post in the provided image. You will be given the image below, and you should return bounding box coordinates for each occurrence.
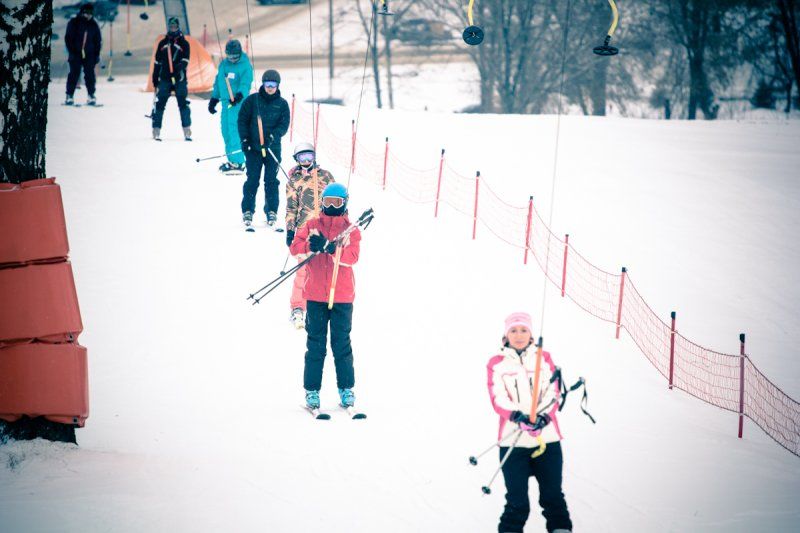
[615,267,627,339]
[202,24,207,48]
[350,119,356,173]
[738,333,746,438]
[382,137,389,190]
[434,149,445,218]
[472,171,480,240]
[668,311,676,389]
[289,94,296,143]
[313,104,320,149]
[560,234,569,296]
[523,196,533,265]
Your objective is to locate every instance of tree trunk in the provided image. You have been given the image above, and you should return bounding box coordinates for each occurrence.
[777,0,800,97]
[590,57,608,116]
[0,1,53,183]
[370,4,382,109]
[382,13,394,110]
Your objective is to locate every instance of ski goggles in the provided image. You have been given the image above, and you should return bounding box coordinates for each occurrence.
[296,152,315,163]
[228,53,241,62]
[321,196,345,208]
[263,81,279,89]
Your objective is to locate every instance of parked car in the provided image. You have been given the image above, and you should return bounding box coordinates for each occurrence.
[391,18,453,46]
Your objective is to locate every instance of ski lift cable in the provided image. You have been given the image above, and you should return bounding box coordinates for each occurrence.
[347,0,378,188]
[208,0,225,59]
[307,0,317,147]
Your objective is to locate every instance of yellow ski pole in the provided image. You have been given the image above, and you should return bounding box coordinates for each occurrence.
[529,336,547,458]
[327,246,343,309]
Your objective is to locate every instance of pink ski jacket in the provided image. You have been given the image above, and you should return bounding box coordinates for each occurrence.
[486,346,563,448]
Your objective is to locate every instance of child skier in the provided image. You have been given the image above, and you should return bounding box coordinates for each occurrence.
[284,143,336,329]
[237,69,290,229]
[151,17,192,141]
[289,183,360,411]
[208,39,253,174]
[486,312,572,533]
[64,3,102,106]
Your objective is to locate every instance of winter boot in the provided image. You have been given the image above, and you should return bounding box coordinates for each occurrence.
[87,95,97,106]
[305,390,321,410]
[290,308,305,330]
[266,211,277,227]
[183,127,192,141]
[152,128,161,141]
[338,388,355,408]
[243,211,254,229]
[219,162,234,173]
[64,94,74,105]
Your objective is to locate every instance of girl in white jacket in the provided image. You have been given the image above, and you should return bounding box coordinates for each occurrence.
[486,312,572,533]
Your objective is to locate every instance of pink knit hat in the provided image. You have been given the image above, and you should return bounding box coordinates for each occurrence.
[504,311,533,335]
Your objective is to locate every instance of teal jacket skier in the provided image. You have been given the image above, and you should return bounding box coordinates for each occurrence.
[208,40,253,171]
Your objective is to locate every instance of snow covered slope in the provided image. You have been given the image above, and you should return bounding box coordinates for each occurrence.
[1,79,799,532]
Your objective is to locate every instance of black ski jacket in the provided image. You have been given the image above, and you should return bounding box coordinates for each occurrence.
[152,32,191,86]
[65,16,102,63]
[237,87,290,156]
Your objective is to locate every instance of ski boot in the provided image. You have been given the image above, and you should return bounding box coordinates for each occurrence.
[305,390,321,410]
[152,128,161,141]
[183,127,192,141]
[290,308,305,330]
[266,211,277,227]
[87,95,97,106]
[243,211,254,231]
[64,94,74,106]
[219,162,234,173]
[338,388,355,408]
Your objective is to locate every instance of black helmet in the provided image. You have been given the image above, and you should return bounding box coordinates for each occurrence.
[225,39,242,56]
[168,16,180,27]
[262,69,281,84]
[79,3,93,15]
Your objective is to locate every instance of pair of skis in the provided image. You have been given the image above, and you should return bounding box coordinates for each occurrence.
[245,220,285,233]
[304,405,367,420]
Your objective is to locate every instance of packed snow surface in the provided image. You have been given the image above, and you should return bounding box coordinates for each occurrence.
[1,77,799,532]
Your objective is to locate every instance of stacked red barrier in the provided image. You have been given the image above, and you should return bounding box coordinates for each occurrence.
[0,178,89,427]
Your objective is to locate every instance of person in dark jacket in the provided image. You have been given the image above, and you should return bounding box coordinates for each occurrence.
[236,69,291,228]
[64,3,102,106]
[151,17,192,141]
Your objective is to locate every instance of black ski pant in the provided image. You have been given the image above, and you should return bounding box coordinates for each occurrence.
[242,149,280,215]
[151,79,191,128]
[498,441,572,533]
[66,57,97,97]
[303,300,355,392]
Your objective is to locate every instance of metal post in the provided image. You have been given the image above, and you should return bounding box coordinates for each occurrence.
[289,94,296,142]
[738,333,746,438]
[382,137,389,190]
[561,234,569,296]
[523,196,533,265]
[434,149,445,218]
[107,22,115,82]
[668,311,676,389]
[125,0,132,56]
[202,24,207,48]
[472,171,480,240]
[615,267,627,339]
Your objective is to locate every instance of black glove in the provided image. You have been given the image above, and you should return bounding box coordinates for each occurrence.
[324,241,336,254]
[286,230,295,248]
[233,92,244,104]
[208,98,219,114]
[240,138,251,153]
[309,233,327,253]
[510,411,532,426]
[269,133,278,146]
[511,411,551,431]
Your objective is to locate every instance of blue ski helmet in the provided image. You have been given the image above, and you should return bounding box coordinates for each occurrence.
[321,183,348,216]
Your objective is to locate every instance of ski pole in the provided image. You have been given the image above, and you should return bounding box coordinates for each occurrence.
[196,149,243,162]
[280,253,290,275]
[481,430,523,495]
[265,145,292,181]
[248,253,317,304]
[469,428,523,466]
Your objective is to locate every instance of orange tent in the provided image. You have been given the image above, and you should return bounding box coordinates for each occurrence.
[145,34,216,94]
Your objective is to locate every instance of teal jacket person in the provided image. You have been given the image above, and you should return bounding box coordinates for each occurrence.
[208,40,253,169]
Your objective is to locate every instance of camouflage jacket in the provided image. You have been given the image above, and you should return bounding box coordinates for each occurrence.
[285,165,336,232]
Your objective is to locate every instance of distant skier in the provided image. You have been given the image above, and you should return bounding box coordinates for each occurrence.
[487,312,572,533]
[151,17,191,141]
[64,3,102,106]
[289,183,361,411]
[284,143,336,329]
[208,39,252,174]
[237,69,290,229]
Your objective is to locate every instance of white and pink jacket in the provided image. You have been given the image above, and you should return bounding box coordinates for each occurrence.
[486,345,563,448]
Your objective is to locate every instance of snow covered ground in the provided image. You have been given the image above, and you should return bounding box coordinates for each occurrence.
[1,78,799,532]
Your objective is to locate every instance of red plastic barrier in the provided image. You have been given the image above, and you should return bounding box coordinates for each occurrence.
[0,342,89,426]
[0,178,69,265]
[0,261,83,345]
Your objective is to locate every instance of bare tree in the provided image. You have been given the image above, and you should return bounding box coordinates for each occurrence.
[777,0,800,100]
[0,0,53,183]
